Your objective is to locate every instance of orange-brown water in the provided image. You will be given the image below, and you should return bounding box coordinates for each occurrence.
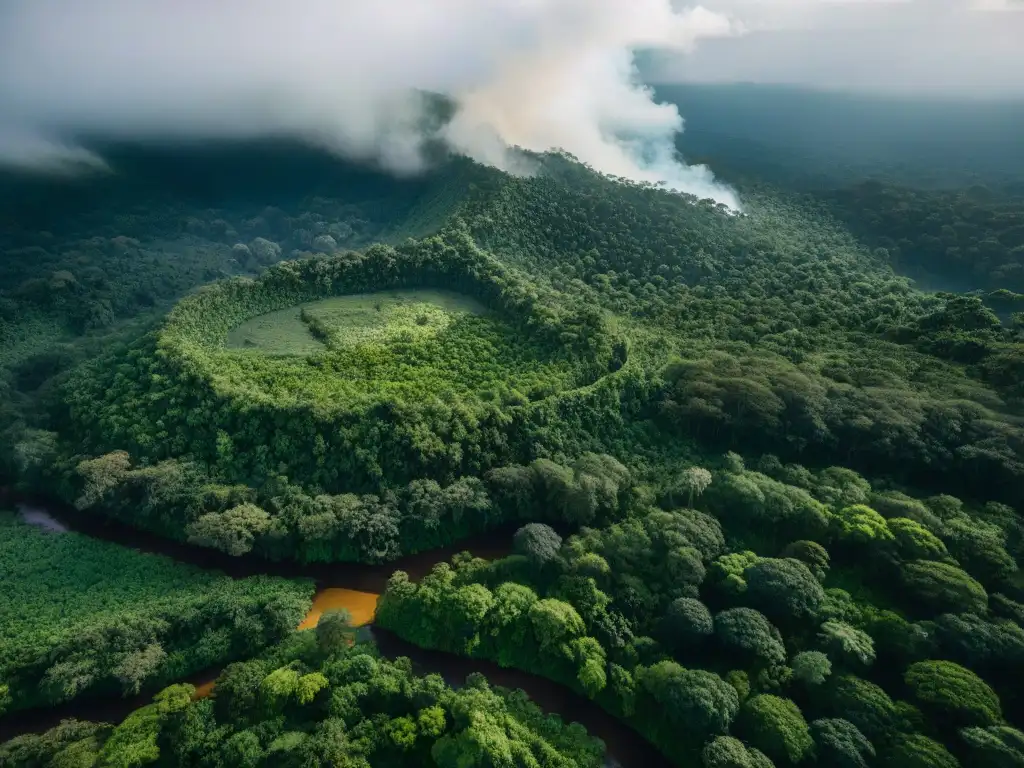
[0,499,671,767]
[193,587,380,699]
[298,587,379,630]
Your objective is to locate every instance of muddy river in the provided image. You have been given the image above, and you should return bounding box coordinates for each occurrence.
[1,499,668,767]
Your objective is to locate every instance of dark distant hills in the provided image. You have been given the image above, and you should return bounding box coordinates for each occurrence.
[653,82,1024,190]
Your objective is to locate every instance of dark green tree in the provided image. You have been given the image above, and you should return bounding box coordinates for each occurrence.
[810,718,874,768]
[905,660,1002,729]
[660,597,714,655]
[738,694,814,766]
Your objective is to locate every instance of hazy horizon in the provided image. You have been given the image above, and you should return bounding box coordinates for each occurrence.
[644,0,1024,99]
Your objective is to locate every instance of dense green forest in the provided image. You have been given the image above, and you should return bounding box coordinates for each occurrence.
[3,85,1024,768]
[0,627,604,768]
[55,451,631,564]
[0,512,313,715]
[377,454,1024,766]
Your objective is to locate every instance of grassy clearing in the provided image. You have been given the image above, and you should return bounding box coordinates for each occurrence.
[225,306,324,356]
[225,289,486,355]
[215,306,576,408]
[217,287,572,407]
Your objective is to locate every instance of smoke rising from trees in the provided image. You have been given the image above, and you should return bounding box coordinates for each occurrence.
[0,0,741,206]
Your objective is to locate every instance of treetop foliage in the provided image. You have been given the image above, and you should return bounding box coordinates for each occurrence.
[2,121,1024,768]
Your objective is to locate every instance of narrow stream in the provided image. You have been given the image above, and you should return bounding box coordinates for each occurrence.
[1,497,670,768]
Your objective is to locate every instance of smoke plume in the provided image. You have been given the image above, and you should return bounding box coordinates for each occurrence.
[0,0,739,207]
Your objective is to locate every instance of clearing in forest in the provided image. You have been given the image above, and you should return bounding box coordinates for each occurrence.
[217,286,575,406]
[225,289,487,355]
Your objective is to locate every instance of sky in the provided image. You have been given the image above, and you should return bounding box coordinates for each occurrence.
[646,0,1024,97]
[0,0,1020,207]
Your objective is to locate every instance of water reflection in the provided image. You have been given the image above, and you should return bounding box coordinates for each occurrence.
[17,504,69,533]
[296,587,378,630]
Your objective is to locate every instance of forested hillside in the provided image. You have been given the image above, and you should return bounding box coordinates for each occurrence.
[2,85,1024,768]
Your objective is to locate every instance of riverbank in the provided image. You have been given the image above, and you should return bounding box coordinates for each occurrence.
[0,494,673,768]
[8,493,513,591]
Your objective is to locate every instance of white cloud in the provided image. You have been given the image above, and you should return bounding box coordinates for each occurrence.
[968,0,1024,10]
[0,0,741,206]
